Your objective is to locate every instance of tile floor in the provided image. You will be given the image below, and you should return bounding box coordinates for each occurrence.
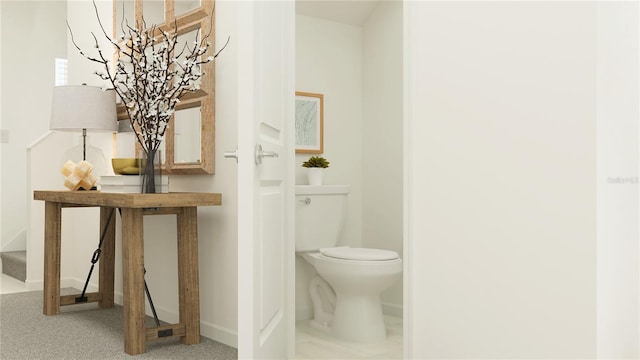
[295,315,403,359]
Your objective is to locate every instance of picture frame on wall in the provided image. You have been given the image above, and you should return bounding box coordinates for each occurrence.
[295,91,324,154]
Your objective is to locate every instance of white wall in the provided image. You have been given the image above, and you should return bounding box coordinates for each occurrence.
[362,0,403,313]
[295,14,364,318]
[596,2,639,358]
[0,2,3,254]
[24,0,240,348]
[295,14,363,246]
[62,0,119,297]
[1,1,67,252]
[406,2,598,358]
[27,132,77,287]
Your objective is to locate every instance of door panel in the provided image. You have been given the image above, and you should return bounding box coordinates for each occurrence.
[260,189,283,331]
[236,0,294,358]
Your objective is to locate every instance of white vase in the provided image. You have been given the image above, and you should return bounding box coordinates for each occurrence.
[307,168,324,185]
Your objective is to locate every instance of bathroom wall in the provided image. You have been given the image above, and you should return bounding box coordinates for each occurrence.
[295,13,364,319]
[295,3,404,319]
[362,0,403,313]
[295,14,363,248]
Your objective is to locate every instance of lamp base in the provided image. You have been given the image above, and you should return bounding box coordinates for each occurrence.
[61,137,108,190]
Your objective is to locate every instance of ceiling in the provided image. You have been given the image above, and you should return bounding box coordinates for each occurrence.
[295,0,380,26]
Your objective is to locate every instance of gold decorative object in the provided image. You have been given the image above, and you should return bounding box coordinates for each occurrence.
[111,158,145,175]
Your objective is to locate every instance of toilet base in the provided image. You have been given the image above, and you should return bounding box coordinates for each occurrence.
[309,319,332,334]
[331,294,387,343]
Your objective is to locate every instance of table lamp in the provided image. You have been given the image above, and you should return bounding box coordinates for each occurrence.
[50,85,117,190]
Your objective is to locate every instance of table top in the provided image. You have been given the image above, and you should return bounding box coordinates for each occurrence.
[34,190,222,208]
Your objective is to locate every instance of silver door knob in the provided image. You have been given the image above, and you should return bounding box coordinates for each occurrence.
[255,144,279,165]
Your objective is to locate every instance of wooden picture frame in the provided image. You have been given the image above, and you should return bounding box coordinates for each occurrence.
[114,0,216,174]
[295,92,324,154]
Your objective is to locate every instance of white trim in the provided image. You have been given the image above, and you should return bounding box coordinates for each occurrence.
[236,0,256,357]
[283,2,297,358]
[0,229,26,252]
[200,320,238,349]
[297,303,402,322]
[382,302,403,318]
[402,0,413,358]
[27,131,54,149]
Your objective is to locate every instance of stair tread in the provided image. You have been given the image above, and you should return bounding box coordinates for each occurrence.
[1,251,26,262]
[1,251,26,282]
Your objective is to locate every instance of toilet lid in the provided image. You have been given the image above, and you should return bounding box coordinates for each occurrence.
[319,247,399,261]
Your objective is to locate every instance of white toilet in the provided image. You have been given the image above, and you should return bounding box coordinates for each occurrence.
[296,185,402,343]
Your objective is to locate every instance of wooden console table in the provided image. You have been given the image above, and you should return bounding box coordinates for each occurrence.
[33,191,222,355]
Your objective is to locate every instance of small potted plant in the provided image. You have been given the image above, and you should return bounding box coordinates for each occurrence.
[302,156,330,185]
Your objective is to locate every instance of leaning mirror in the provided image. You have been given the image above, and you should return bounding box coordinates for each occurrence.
[142,0,164,27]
[174,107,201,163]
[174,0,201,16]
[114,0,215,174]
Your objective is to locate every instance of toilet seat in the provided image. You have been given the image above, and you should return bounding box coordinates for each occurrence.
[319,247,399,261]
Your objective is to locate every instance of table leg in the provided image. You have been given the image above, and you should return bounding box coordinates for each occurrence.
[121,208,146,355]
[43,201,62,316]
[177,207,201,344]
[98,207,116,309]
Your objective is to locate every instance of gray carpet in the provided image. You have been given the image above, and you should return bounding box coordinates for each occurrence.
[0,289,237,359]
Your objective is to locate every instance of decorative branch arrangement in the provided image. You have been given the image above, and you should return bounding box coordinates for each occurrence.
[68,1,228,192]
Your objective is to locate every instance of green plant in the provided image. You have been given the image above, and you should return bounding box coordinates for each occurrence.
[302,156,330,168]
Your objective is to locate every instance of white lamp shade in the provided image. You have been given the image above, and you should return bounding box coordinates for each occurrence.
[50,85,117,131]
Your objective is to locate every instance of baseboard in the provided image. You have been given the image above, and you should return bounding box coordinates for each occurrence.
[28,277,238,349]
[24,279,42,291]
[201,319,238,348]
[298,303,402,320]
[382,302,403,318]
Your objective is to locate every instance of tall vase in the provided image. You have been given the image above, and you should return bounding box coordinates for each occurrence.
[140,149,161,193]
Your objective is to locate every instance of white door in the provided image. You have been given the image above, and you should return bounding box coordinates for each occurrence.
[234,0,295,358]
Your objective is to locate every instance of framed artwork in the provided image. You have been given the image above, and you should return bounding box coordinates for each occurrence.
[295,91,324,154]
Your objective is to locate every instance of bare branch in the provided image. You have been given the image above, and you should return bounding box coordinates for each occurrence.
[69,0,228,154]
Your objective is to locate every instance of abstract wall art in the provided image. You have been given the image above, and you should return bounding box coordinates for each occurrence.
[295,91,324,154]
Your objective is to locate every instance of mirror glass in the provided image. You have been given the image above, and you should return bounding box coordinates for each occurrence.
[115,0,135,39]
[142,0,165,27]
[175,28,203,89]
[174,107,201,163]
[175,0,201,16]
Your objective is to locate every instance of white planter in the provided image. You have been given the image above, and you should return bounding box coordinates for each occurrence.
[307,168,324,185]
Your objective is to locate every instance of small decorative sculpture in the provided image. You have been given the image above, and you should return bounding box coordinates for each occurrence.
[61,160,97,191]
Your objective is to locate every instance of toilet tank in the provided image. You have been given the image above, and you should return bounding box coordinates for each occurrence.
[295,185,350,252]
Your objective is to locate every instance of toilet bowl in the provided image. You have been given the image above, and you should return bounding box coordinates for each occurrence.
[296,185,403,343]
[302,247,402,343]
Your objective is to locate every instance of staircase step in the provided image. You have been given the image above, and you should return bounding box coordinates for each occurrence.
[0,251,26,282]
